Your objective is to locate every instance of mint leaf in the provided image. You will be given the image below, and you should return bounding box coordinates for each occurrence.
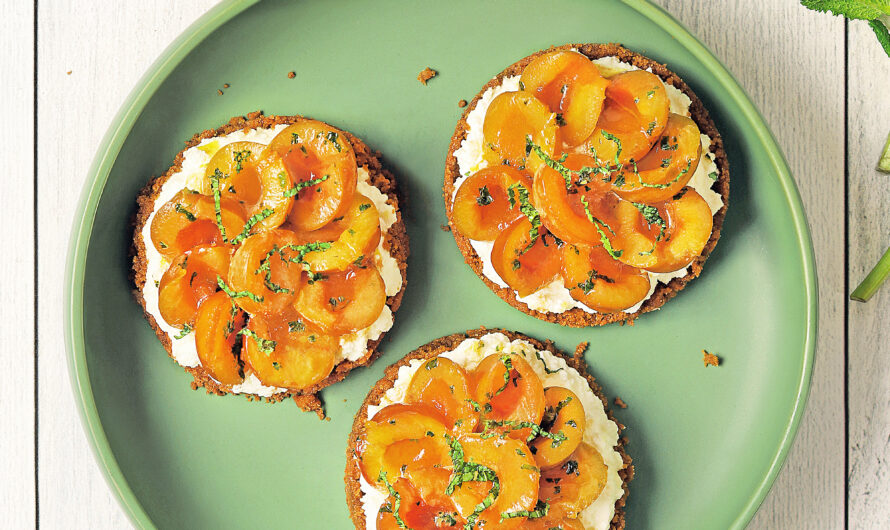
[800,0,890,21]
[869,17,890,56]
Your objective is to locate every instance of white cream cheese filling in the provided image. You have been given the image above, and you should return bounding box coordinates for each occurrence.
[452,57,724,315]
[358,332,625,530]
[140,125,402,396]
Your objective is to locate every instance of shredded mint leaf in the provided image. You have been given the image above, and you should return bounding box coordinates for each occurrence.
[377,471,408,529]
[283,175,330,198]
[229,208,274,245]
[174,324,192,339]
[533,351,563,374]
[632,202,667,255]
[579,196,623,259]
[506,182,542,253]
[232,149,251,173]
[238,328,276,355]
[476,185,494,206]
[217,275,264,302]
[444,436,500,530]
[500,500,550,522]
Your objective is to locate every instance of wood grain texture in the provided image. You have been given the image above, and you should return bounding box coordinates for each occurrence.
[36,2,218,528]
[847,17,890,530]
[651,1,846,528]
[0,1,35,528]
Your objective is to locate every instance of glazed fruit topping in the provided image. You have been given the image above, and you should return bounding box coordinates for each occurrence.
[359,350,610,528]
[148,121,393,391]
[451,50,715,313]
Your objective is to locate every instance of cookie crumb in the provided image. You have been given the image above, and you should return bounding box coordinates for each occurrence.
[417,67,437,85]
[703,349,720,367]
[440,224,451,232]
[458,99,467,108]
[619,436,629,446]
[574,341,589,358]
[614,396,628,409]
[288,71,296,79]
[66,70,72,75]
[223,83,230,88]
[217,89,224,96]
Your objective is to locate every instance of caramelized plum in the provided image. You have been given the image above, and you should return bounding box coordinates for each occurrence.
[582,70,670,166]
[149,189,244,261]
[482,91,559,175]
[157,244,232,327]
[194,291,246,385]
[531,387,587,469]
[293,265,386,334]
[297,193,382,272]
[202,140,264,210]
[539,442,608,518]
[520,50,610,146]
[405,356,479,434]
[561,243,650,312]
[240,311,338,390]
[226,229,304,315]
[268,120,358,231]
[472,353,545,441]
[613,113,701,203]
[490,217,562,297]
[451,165,530,241]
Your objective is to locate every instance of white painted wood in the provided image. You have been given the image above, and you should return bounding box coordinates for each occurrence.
[36,1,219,528]
[847,17,890,530]
[651,1,847,528]
[34,0,861,528]
[0,1,36,528]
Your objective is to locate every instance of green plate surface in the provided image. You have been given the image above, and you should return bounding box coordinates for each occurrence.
[66,0,817,528]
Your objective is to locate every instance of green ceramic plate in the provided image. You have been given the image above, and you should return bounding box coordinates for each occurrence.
[66,0,816,528]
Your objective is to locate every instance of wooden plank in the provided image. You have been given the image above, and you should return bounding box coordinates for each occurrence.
[0,1,36,528]
[651,1,846,528]
[36,1,218,527]
[847,17,890,529]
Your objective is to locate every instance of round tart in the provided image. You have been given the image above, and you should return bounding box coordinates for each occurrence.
[345,328,632,529]
[444,44,729,326]
[131,112,408,417]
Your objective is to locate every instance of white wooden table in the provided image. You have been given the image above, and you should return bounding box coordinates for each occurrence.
[3,0,888,527]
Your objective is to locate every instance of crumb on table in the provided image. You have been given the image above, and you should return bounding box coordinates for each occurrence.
[66,70,72,75]
[288,71,296,79]
[223,83,230,88]
[440,224,451,232]
[217,89,223,96]
[614,396,628,409]
[458,99,467,108]
[574,341,589,358]
[418,67,438,85]
[703,349,720,367]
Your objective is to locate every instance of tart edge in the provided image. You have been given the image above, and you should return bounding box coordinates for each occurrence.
[129,111,410,418]
[343,327,633,530]
[443,43,730,327]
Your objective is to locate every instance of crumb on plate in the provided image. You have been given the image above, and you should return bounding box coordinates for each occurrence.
[703,349,720,367]
[614,396,628,409]
[458,99,467,108]
[418,67,437,85]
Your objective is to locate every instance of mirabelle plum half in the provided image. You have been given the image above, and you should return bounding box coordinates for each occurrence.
[451,165,530,241]
[405,356,479,434]
[297,193,382,272]
[582,70,670,166]
[267,120,358,231]
[448,434,540,530]
[376,477,463,530]
[533,153,621,247]
[613,113,702,203]
[531,387,587,469]
[149,189,244,261]
[240,310,338,390]
[226,229,304,315]
[358,403,450,488]
[482,91,559,175]
[561,243,650,313]
[157,244,233,328]
[194,291,246,385]
[293,265,386,334]
[539,442,608,518]
[472,353,545,441]
[520,50,610,146]
[490,217,562,297]
[202,141,264,210]
[614,188,713,273]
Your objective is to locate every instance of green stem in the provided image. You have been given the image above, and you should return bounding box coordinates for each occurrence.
[851,245,890,302]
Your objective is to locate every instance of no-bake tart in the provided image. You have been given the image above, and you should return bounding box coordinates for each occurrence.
[444,44,729,326]
[131,112,408,416]
[346,329,632,529]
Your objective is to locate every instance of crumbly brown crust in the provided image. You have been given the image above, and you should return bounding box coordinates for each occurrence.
[443,43,730,327]
[130,111,409,418]
[344,327,633,529]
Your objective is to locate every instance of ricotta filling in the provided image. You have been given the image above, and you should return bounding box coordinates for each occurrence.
[140,125,402,397]
[357,332,625,530]
[452,57,724,315]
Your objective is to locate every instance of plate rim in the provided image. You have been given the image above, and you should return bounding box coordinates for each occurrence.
[63,1,818,528]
